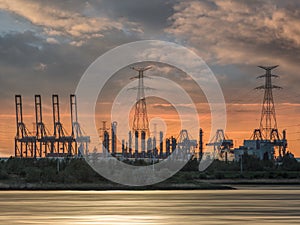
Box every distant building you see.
[234,140,274,161]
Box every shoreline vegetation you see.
[0,154,300,190]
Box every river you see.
[0,188,300,224]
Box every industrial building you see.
[234,140,274,160]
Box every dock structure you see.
[14,94,90,158]
[15,95,37,158]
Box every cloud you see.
[166,0,300,64]
[0,29,139,102]
[90,0,175,33]
[46,37,59,44]
[0,0,143,44]
[152,103,195,112]
[166,0,300,104]
[34,62,47,71]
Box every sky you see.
[0,0,300,157]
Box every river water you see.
[0,188,300,224]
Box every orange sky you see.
[0,75,299,157]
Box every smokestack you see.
[166,138,170,156]
[128,131,132,156]
[153,136,157,157]
[141,131,146,157]
[199,128,203,160]
[171,136,177,153]
[111,121,117,155]
[135,131,139,158]
[159,131,163,158]
[122,139,125,157]
[147,137,152,156]
[283,129,287,155]
[103,130,110,154]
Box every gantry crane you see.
[52,94,74,156]
[176,129,197,160]
[35,95,55,157]
[206,129,233,161]
[70,94,90,156]
[15,95,37,158]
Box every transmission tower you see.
[131,66,151,136]
[255,65,281,140]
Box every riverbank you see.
[204,178,300,185]
[0,180,234,190]
[2,179,300,191]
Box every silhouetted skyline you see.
[0,0,299,156]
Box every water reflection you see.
[0,189,300,224]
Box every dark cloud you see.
[20,0,175,29]
[0,29,139,100]
[94,0,175,32]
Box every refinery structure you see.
[14,65,289,162]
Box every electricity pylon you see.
[131,66,151,136]
[255,65,281,140]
